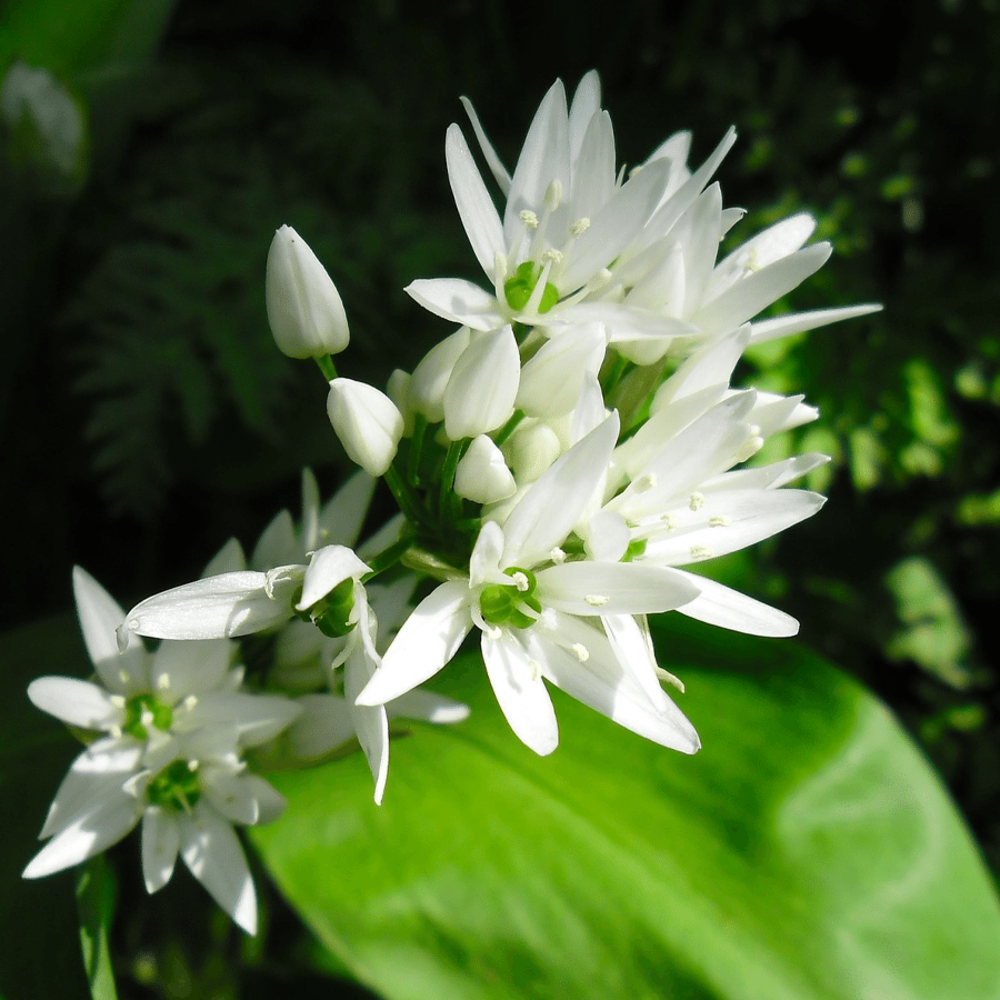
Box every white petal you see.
[536,562,699,615]
[749,303,883,344]
[150,638,233,700]
[602,613,671,708]
[386,688,471,724]
[482,630,558,756]
[536,613,699,753]
[676,574,799,637]
[317,471,377,548]
[405,278,503,331]
[409,327,472,422]
[28,677,122,731]
[203,538,247,577]
[183,692,301,748]
[286,694,355,758]
[121,572,292,642]
[459,95,511,194]
[37,737,143,840]
[501,412,619,567]
[569,110,615,221]
[568,70,602,161]
[297,545,371,610]
[344,615,390,804]
[446,123,505,279]
[141,806,179,892]
[357,581,473,706]
[586,509,630,562]
[179,805,257,935]
[695,243,832,332]
[251,509,298,570]
[516,322,606,418]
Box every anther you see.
[735,436,764,463]
[569,218,591,237]
[660,513,677,530]
[572,642,590,663]
[635,473,657,493]
[527,658,541,681]
[708,515,731,528]
[549,546,567,565]
[520,209,539,229]
[584,594,610,607]
[689,492,705,511]
[544,179,562,211]
[689,545,714,560]
[510,571,529,592]
[157,674,171,691]
[542,248,564,264]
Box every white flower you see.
[408,71,880,363]
[357,413,701,756]
[266,224,350,359]
[24,568,299,934]
[327,377,404,476]
[454,434,516,504]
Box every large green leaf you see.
[253,617,1000,1000]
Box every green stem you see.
[408,413,429,486]
[600,353,629,398]
[314,355,338,381]
[384,464,430,531]
[494,409,525,447]
[363,533,416,579]
[439,438,470,526]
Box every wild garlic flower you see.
[358,414,701,756]
[24,567,299,934]
[406,71,880,364]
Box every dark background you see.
[2,0,999,995]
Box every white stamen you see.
[520,209,539,229]
[689,545,714,560]
[628,164,644,178]
[110,695,126,709]
[660,513,677,530]
[549,546,567,565]
[689,492,705,511]
[510,571,529,592]
[571,642,590,663]
[544,179,562,211]
[654,665,686,692]
[634,473,657,493]
[527,658,541,681]
[484,623,502,641]
[542,248,564,264]
[118,670,131,686]
[181,695,198,711]
[708,515,731,528]
[584,594,610,607]
[569,218,591,237]
[157,673,171,692]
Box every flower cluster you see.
[28,72,878,932]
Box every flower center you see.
[123,694,173,740]
[479,566,542,629]
[503,261,559,314]
[146,759,200,812]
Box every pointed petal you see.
[344,614,390,804]
[536,613,699,753]
[387,688,471,724]
[749,303,883,344]
[179,806,257,935]
[203,538,247,577]
[297,545,371,610]
[536,562,699,615]
[482,630,558,756]
[141,806,179,892]
[286,694,355,758]
[317,471,377,548]
[602,613,672,708]
[357,581,473,706]
[446,123,505,279]
[121,572,293,642]
[150,637,233,701]
[405,278,504,331]
[184,692,301,748]
[676,573,799,636]
[695,243,832,332]
[251,509,299,570]
[28,677,122,731]
[568,70,602,161]
[501,412,619,567]
[460,95,511,194]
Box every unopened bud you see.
[327,378,403,476]
[266,225,349,359]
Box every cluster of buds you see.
[28,72,878,931]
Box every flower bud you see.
[266,225,349,359]
[327,378,403,476]
[443,326,520,440]
[454,435,516,504]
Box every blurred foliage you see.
[3,0,1000,993]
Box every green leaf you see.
[253,618,1000,1000]
[75,857,119,1000]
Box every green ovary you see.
[123,694,173,740]
[479,567,542,629]
[147,759,201,811]
[300,577,356,638]
[504,261,559,313]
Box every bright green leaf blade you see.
[75,856,119,1000]
[253,618,1000,1000]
